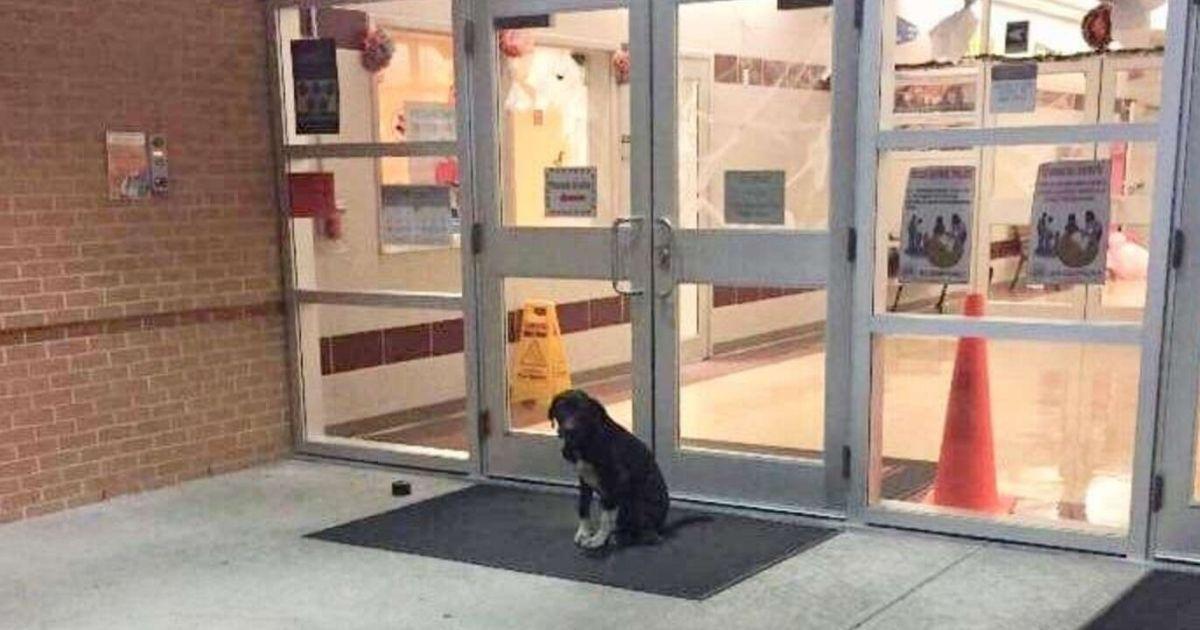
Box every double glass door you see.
[469,0,856,511]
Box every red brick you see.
[0,459,38,479]
[1,490,39,512]
[17,439,59,459]
[25,501,67,519]
[0,1,288,524]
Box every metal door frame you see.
[1152,0,1200,563]
[648,0,859,512]
[466,0,656,483]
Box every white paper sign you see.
[380,185,454,250]
[990,63,1037,114]
[545,167,597,217]
[1027,160,1111,285]
[899,166,976,284]
[405,102,456,142]
[725,171,786,225]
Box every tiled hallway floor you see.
[0,460,1145,630]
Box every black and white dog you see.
[548,389,675,550]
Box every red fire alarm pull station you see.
[288,173,342,239]
[288,173,335,218]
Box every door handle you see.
[611,216,645,296]
[654,217,675,298]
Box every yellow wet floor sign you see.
[510,300,571,409]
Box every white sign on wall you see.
[380,185,454,250]
[899,165,976,284]
[1027,160,1111,285]
[544,167,597,217]
[725,170,786,225]
[405,102,456,142]
[990,63,1038,114]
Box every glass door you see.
[469,0,654,483]
[649,0,857,511]
[1154,4,1200,561]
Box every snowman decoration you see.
[502,33,589,166]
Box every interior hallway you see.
[337,325,1138,533]
[0,459,1145,630]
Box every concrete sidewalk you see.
[0,460,1144,630]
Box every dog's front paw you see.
[580,509,616,549]
[573,520,594,545]
[579,529,611,549]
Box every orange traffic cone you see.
[927,293,1015,514]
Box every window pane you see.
[497,9,630,228]
[677,285,825,460]
[287,158,462,290]
[301,303,467,456]
[678,0,833,230]
[1109,64,1163,124]
[502,279,632,435]
[275,1,456,145]
[876,144,1155,323]
[880,0,1168,130]
[873,335,1139,534]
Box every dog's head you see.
[548,389,604,463]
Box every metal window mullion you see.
[870,313,1143,345]
[878,122,1159,151]
[487,0,627,19]
[295,289,464,311]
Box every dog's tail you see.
[659,514,713,538]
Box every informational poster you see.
[291,39,340,135]
[1027,160,1112,285]
[544,167,597,217]
[380,185,454,250]
[990,63,1038,114]
[893,75,977,115]
[899,166,976,284]
[725,170,785,225]
[105,131,150,201]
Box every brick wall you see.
[0,1,290,523]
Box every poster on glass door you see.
[899,165,975,284]
[1026,160,1111,285]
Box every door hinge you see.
[478,409,491,440]
[462,18,475,56]
[1171,229,1185,270]
[470,222,484,255]
[1151,474,1165,513]
[847,227,858,262]
[841,445,851,480]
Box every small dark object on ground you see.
[391,480,412,497]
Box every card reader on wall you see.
[149,135,169,197]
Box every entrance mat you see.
[1085,571,1200,629]
[307,484,837,600]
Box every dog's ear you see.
[547,389,568,424]
[581,391,606,420]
